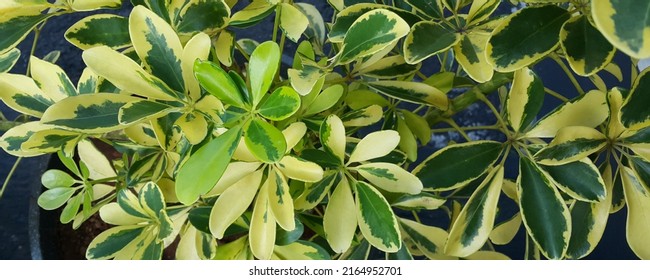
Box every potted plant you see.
[1,0,649,260]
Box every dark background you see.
[0,1,638,259]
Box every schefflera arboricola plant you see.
[3,0,650,261]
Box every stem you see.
[27,21,47,76]
[87,176,119,185]
[0,121,23,132]
[544,87,570,102]
[550,54,585,95]
[478,93,509,132]
[430,125,500,133]
[234,42,250,61]
[445,119,471,141]
[0,157,23,200]
[272,5,281,43]
[425,72,513,126]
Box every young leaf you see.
[194,60,246,108]
[215,30,235,67]
[249,41,280,107]
[489,212,522,245]
[445,166,504,257]
[258,86,301,121]
[182,32,212,101]
[414,141,503,191]
[505,67,545,132]
[487,5,570,72]
[467,0,500,25]
[355,181,401,253]
[337,9,409,65]
[65,14,130,50]
[38,188,77,210]
[176,127,242,205]
[518,157,571,260]
[404,21,460,64]
[244,118,287,163]
[560,15,616,76]
[592,0,650,59]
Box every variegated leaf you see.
[355,181,401,252]
[368,80,448,109]
[249,180,276,260]
[560,15,616,76]
[505,67,545,132]
[535,126,607,165]
[404,21,460,64]
[354,162,422,194]
[210,170,262,239]
[592,0,650,59]
[65,14,130,50]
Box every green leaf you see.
[303,84,343,116]
[518,157,571,260]
[566,164,613,259]
[65,14,130,50]
[174,0,230,35]
[414,141,502,191]
[467,0,500,25]
[367,80,448,109]
[526,90,608,138]
[41,169,76,189]
[621,68,650,130]
[274,240,330,260]
[0,48,20,73]
[355,181,401,252]
[0,12,50,54]
[188,206,212,234]
[404,0,443,20]
[60,193,82,224]
[82,46,180,101]
[86,225,146,260]
[276,217,304,246]
[337,9,410,65]
[401,110,431,144]
[404,21,460,64]
[454,32,494,83]
[329,4,421,43]
[592,0,650,59]
[41,93,140,133]
[620,166,650,259]
[295,171,340,210]
[445,167,503,257]
[176,126,242,205]
[118,99,175,125]
[487,5,570,72]
[249,41,280,107]
[244,118,286,163]
[38,188,77,210]
[399,218,449,259]
[542,159,607,203]
[130,5,185,93]
[194,60,246,108]
[324,178,357,253]
[258,87,301,121]
[392,193,446,210]
[560,15,616,77]
[534,126,607,165]
[505,67,545,132]
[345,89,390,110]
